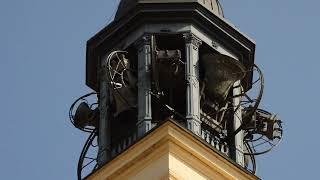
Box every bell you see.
[113,86,137,117]
[201,53,246,102]
[74,102,94,128]
[111,67,137,117]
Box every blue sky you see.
[0,0,319,179]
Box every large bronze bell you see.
[201,53,246,102]
[113,87,137,117]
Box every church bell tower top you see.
[69,0,283,179]
[115,0,224,20]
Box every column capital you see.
[134,34,152,49]
[183,33,202,47]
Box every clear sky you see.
[0,0,319,179]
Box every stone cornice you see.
[87,120,259,180]
[86,3,255,92]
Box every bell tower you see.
[69,1,284,179]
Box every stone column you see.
[183,33,202,136]
[135,35,153,137]
[233,80,245,166]
[98,57,111,166]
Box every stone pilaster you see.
[232,80,245,167]
[183,33,202,136]
[135,35,153,137]
[98,57,111,166]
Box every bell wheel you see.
[77,129,99,180]
[106,51,129,89]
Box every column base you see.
[186,117,201,136]
[137,119,152,137]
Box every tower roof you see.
[86,1,255,92]
[115,0,224,20]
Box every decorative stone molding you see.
[183,33,202,49]
[87,120,258,180]
[134,34,152,49]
